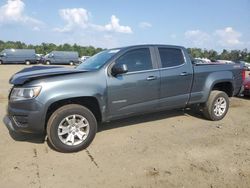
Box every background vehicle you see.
[245,63,250,71]
[74,56,90,66]
[243,75,250,96]
[4,45,243,152]
[0,49,37,65]
[216,60,234,64]
[35,54,44,64]
[241,61,250,71]
[42,51,79,65]
[193,58,211,64]
[80,56,90,61]
[234,61,250,71]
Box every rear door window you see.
[158,48,185,68]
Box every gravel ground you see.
[0,65,250,188]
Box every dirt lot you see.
[0,65,250,188]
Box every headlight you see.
[10,86,42,101]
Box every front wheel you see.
[47,104,97,152]
[202,90,229,121]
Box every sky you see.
[0,0,250,51]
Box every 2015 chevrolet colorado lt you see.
[4,45,243,152]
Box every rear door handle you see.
[180,72,188,76]
[146,76,157,81]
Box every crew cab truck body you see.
[4,45,243,152]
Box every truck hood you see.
[10,66,87,85]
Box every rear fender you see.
[202,71,233,102]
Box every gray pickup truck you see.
[4,45,243,152]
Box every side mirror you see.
[112,64,128,76]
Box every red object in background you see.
[242,70,246,81]
[243,77,250,96]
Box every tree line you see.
[0,40,103,57]
[187,48,250,62]
[0,40,249,62]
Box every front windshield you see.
[0,50,5,57]
[77,49,120,70]
[44,53,53,58]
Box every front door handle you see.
[146,76,157,81]
[180,72,188,76]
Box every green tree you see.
[0,40,249,63]
[219,49,230,60]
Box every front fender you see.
[28,72,107,124]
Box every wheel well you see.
[45,97,102,128]
[212,82,233,97]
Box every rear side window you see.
[116,48,152,72]
[158,48,184,68]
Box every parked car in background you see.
[193,58,211,64]
[35,54,44,64]
[241,61,250,71]
[216,60,234,64]
[81,56,90,61]
[194,58,211,64]
[42,51,79,65]
[4,44,244,152]
[243,76,250,96]
[74,56,91,65]
[0,49,37,65]
[234,61,250,71]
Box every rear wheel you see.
[47,104,97,152]
[202,90,229,121]
[46,61,50,65]
[69,61,74,66]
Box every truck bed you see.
[188,63,243,104]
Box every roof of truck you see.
[112,44,185,50]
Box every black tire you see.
[45,61,50,65]
[202,90,229,121]
[69,61,74,66]
[25,60,31,65]
[0,60,2,65]
[46,104,97,152]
